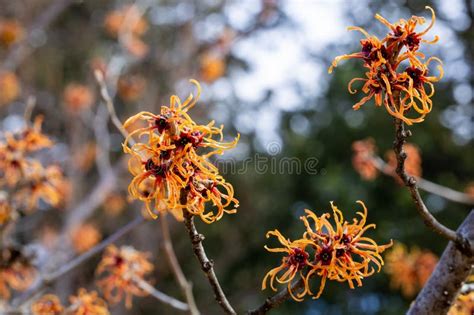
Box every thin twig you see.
[182,210,236,315]
[37,159,124,292]
[133,276,190,312]
[14,216,145,307]
[416,178,474,205]
[371,156,474,205]
[94,70,131,144]
[161,214,200,315]
[247,278,305,315]
[23,96,36,123]
[393,118,460,244]
[47,216,145,282]
[92,106,113,176]
[63,161,122,231]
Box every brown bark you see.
[407,211,474,315]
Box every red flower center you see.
[288,248,309,269]
[145,158,167,177]
[155,116,170,133]
[404,32,421,50]
[317,246,333,265]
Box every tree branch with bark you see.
[182,210,236,315]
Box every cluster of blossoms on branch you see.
[32,289,109,315]
[0,116,68,226]
[0,18,24,48]
[104,4,150,59]
[96,245,153,308]
[262,201,392,301]
[0,247,35,300]
[352,137,422,183]
[123,80,239,223]
[71,223,102,254]
[329,6,443,125]
[0,19,23,107]
[0,116,70,304]
[31,245,153,314]
[384,243,438,297]
[0,72,21,107]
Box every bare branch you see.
[416,178,474,206]
[23,96,36,123]
[47,216,145,282]
[14,216,145,307]
[393,118,459,243]
[371,157,474,205]
[247,278,305,315]
[63,162,122,232]
[161,214,200,315]
[408,210,474,315]
[90,106,113,177]
[94,70,132,144]
[133,276,190,312]
[182,210,236,315]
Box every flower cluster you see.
[0,72,20,106]
[385,243,438,297]
[104,5,149,59]
[351,138,422,185]
[0,116,68,219]
[262,201,392,301]
[199,52,226,83]
[466,183,474,199]
[385,143,422,183]
[448,291,474,315]
[352,138,379,180]
[198,27,236,83]
[123,80,239,223]
[67,289,109,315]
[0,193,14,225]
[102,192,126,217]
[329,6,443,125]
[32,290,110,315]
[117,74,147,102]
[96,245,153,308]
[71,223,102,254]
[31,294,64,315]
[0,19,24,48]
[63,83,95,113]
[0,247,36,300]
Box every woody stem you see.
[392,118,461,244]
[161,214,200,315]
[247,278,305,315]
[182,210,236,315]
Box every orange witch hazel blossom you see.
[31,294,64,315]
[328,6,443,125]
[449,291,474,315]
[123,79,239,223]
[352,138,378,181]
[262,230,316,301]
[67,289,110,315]
[96,245,153,308]
[0,247,36,300]
[262,201,392,301]
[385,243,438,297]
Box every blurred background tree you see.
[0,0,472,314]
